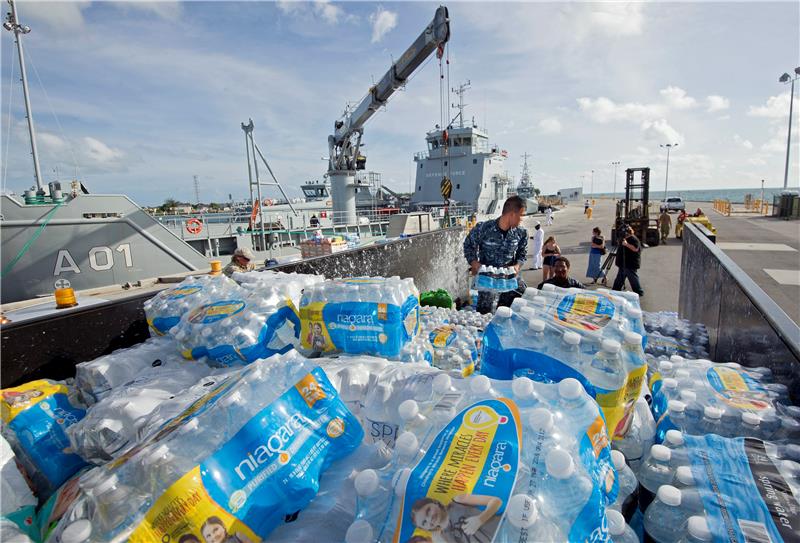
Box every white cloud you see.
[120,2,183,21]
[660,86,697,110]
[276,1,304,15]
[19,1,90,31]
[748,92,797,119]
[537,117,562,134]
[38,132,68,153]
[576,97,663,123]
[82,137,124,164]
[733,134,753,149]
[706,95,730,112]
[641,119,685,145]
[370,7,398,43]
[747,157,767,166]
[590,3,645,36]
[314,1,343,25]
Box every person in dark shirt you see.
[612,225,644,296]
[537,256,585,289]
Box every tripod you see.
[594,248,617,285]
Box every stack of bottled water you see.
[481,284,647,440]
[650,358,799,442]
[74,336,184,405]
[473,265,519,292]
[169,277,301,367]
[44,351,365,542]
[0,435,37,541]
[640,433,800,543]
[642,311,710,359]
[231,269,324,309]
[0,380,88,500]
[343,375,619,543]
[67,362,223,463]
[143,274,238,336]
[298,277,420,358]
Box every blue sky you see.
[2,1,798,206]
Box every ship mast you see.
[520,152,532,187]
[4,0,43,193]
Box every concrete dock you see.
[518,199,799,324]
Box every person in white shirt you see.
[531,222,544,269]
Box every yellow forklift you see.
[611,167,660,246]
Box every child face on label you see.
[413,501,447,532]
[201,523,227,543]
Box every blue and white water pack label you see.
[130,367,363,542]
[393,399,521,543]
[686,434,800,543]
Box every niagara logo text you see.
[234,413,305,481]
[482,442,509,488]
[337,314,374,325]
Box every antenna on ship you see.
[520,153,532,187]
[450,80,471,129]
[4,0,43,195]
[193,175,200,204]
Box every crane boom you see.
[328,5,450,173]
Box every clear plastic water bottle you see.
[560,331,584,371]
[498,493,564,542]
[606,509,639,543]
[557,378,598,431]
[643,485,688,543]
[700,406,722,435]
[541,449,593,535]
[583,339,625,391]
[610,450,639,522]
[637,444,675,511]
[677,515,713,542]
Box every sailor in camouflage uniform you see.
[463,196,528,310]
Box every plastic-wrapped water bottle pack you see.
[169,277,301,367]
[43,351,364,542]
[642,311,710,359]
[638,433,800,543]
[299,277,420,358]
[230,269,324,309]
[0,380,88,500]
[143,274,236,336]
[0,434,37,541]
[481,284,647,440]
[473,265,519,292]
[66,362,226,463]
[649,358,799,443]
[341,373,620,543]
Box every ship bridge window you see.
[420,163,423,169]
[473,158,477,164]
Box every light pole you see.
[660,143,678,202]
[590,169,594,199]
[611,161,620,201]
[779,67,800,190]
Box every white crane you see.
[327,5,450,224]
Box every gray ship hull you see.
[1,194,210,303]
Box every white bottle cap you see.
[610,450,626,471]
[392,467,412,497]
[93,473,119,495]
[704,406,722,419]
[545,449,575,479]
[670,355,685,363]
[558,378,583,400]
[659,361,674,373]
[532,295,548,306]
[627,307,642,319]
[665,430,685,447]
[742,412,761,426]
[528,318,546,333]
[495,306,512,319]
[680,390,697,402]
[667,400,686,413]
[675,369,691,380]
[506,494,538,529]
[345,520,374,543]
[520,307,537,321]
[662,378,678,390]
[563,331,581,346]
[606,509,626,536]
[650,444,672,462]
[60,519,93,543]
[512,377,535,399]
[354,469,380,496]
[432,373,452,394]
[676,466,694,486]
[657,485,682,507]
[541,283,556,292]
[395,431,419,458]
[623,331,642,346]
[398,399,420,421]
[601,339,621,354]
[511,298,528,311]
[470,375,491,394]
[687,516,712,541]
[529,408,554,433]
